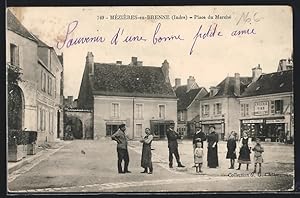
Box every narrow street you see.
[8,140,294,192]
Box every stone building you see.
[174,77,208,138]
[77,53,177,139]
[199,69,254,140]
[6,10,64,144]
[239,66,293,142]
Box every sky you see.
[8,6,293,98]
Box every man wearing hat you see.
[193,126,206,151]
[111,124,131,174]
[166,123,185,168]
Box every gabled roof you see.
[7,9,37,42]
[175,85,205,110]
[31,33,50,47]
[202,76,252,99]
[241,70,293,97]
[92,63,176,98]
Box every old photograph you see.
[6,6,294,192]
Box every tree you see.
[7,63,23,130]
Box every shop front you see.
[150,120,175,139]
[240,117,286,142]
[200,119,225,140]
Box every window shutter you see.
[241,104,244,116]
[16,46,20,66]
[270,101,275,114]
[213,104,216,115]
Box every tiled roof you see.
[175,85,204,110]
[92,63,176,98]
[203,76,252,98]
[7,9,37,42]
[241,70,293,97]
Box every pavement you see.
[7,139,294,192]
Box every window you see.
[111,103,120,118]
[106,125,119,136]
[136,124,142,137]
[241,104,249,117]
[275,100,283,114]
[178,111,184,121]
[213,103,222,115]
[158,105,165,119]
[49,77,52,95]
[43,73,46,92]
[135,104,143,119]
[10,44,19,66]
[201,104,209,117]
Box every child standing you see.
[252,138,264,176]
[194,142,204,173]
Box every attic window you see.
[280,83,284,87]
[256,86,260,91]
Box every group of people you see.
[226,131,264,175]
[111,123,264,176]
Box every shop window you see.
[106,124,119,136]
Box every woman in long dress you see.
[236,131,252,170]
[140,128,153,174]
[207,126,219,168]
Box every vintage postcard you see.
[6,6,294,193]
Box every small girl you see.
[252,138,264,176]
[194,142,204,173]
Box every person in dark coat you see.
[207,126,219,168]
[226,131,237,169]
[166,123,185,168]
[111,124,131,174]
[236,131,252,170]
[192,127,206,151]
[140,128,154,174]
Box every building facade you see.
[199,72,253,140]
[239,69,293,142]
[78,53,177,139]
[7,10,64,144]
[174,77,208,138]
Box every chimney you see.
[234,73,240,96]
[137,61,143,66]
[175,78,181,88]
[67,96,73,106]
[187,76,196,91]
[86,52,94,75]
[116,61,122,65]
[223,77,230,95]
[252,64,262,82]
[131,57,138,66]
[161,60,170,83]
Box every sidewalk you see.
[8,140,70,174]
